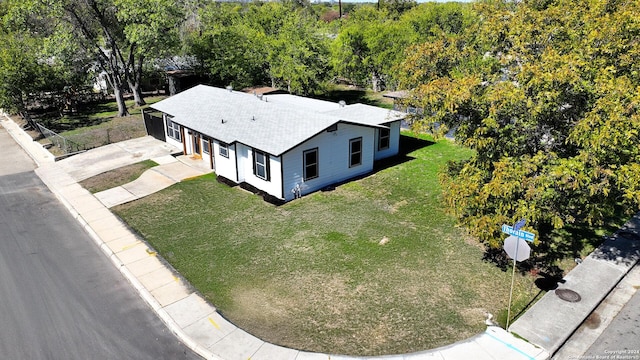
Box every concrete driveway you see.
[57,136,181,181]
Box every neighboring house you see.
[146,85,406,203]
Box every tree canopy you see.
[400,0,640,262]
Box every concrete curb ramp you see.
[510,214,640,356]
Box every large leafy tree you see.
[400,0,640,261]
[331,2,475,92]
[4,0,183,116]
[114,0,184,106]
[0,6,88,121]
[267,10,329,94]
[189,1,329,95]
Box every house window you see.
[303,148,318,180]
[378,128,390,150]
[166,117,181,141]
[253,149,270,181]
[202,137,210,154]
[349,137,362,167]
[219,142,229,158]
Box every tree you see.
[114,0,184,106]
[330,6,391,91]
[267,10,330,94]
[0,31,46,116]
[188,1,329,94]
[0,9,88,122]
[331,2,475,92]
[5,0,184,116]
[400,0,640,262]
[187,3,269,89]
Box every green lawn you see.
[113,133,539,356]
[79,160,158,193]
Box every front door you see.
[193,134,201,155]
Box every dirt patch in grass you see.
[80,160,158,193]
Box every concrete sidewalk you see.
[2,114,550,360]
[510,215,640,356]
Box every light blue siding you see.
[237,143,284,199]
[282,123,375,201]
[374,120,401,160]
[213,141,237,182]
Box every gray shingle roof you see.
[322,103,405,126]
[150,85,405,156]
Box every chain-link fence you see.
[35,122,85,154]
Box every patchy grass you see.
[114,132,539,356]
[34,96,167,153]
[79,160,158,193]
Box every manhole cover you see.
[556,289,581,302]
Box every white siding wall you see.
[163,115,183,150]
[281,123,375,201]
[213,140,238,182]
[237,143,283,199]
[374,120,401,160]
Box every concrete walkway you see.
[56,136,180,181]
[510,217,640,356]
[1,113,569,360]
[94,155,212,208]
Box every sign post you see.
[502,221,534,331]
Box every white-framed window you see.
[202,137,210,154]
[166,117,181,141]
[303,148,318,181]
[349,137,362,167]
[253,149,270,181]
[378,128,390,150]
[219,142,229,158]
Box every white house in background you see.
[147,85,406,203]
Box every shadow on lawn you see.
[373,134,435,173]
[312,135,433,199]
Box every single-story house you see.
[146,85,406,202]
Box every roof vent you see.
[226,85,233,92]
[339,100,346,107]
[257,94,263,101]
[221,119,226,124]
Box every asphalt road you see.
[0,128,201,359]
[584,288,640,358]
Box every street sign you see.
[513,219,526,231]
[503,235,531,262]
[501,224,535,242]
[503,234,532,331]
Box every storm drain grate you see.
[556,288,582,302]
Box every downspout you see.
[280,155,285,201]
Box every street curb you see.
[32,166,221,360]
[1,113,55,166]
[0,113,219,359]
